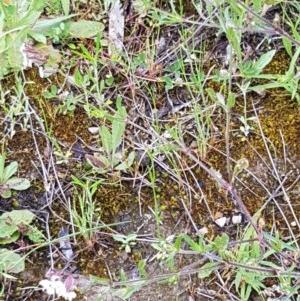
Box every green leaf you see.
[0,154,5,181]
[115,151,135,171]
[138,259,147,277]
[6,178,30,190]
[113,234,126,243]
[3,161,18,181]
[100,125,112,155]
[198,262,219,279]
[0,248,25,274]
[27,226,45,243]
[182,234,203,252]
[112,286,137,299]
[32,14,77,34]
[252,49,275,72]
[235,270,242,290]
[213,234,229,251]
[5,31,25,73]
[116,96,127,119]
[1,210,35,225]
[61,0,70,15]
[67,20,105,39]
[0,231,20,244]
[112,118,125,154]
[282,37,292,57]
[227,92,236,109]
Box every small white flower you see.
[65,291,77,301]
[39,279,56,295]
[39,274,77,301]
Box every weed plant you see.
[1,0,300,300]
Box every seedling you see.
[85,96,135,173]
[113,233,137,253]
[0,154,30,198]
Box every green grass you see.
[1,0,300,300]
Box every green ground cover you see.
[1,0,300,300]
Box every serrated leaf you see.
[68,20,105,39]
[214,234,229,250]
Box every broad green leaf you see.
[1,210,35,225]
[100,125,112,155]
[1,272,18,280]
[0,231,20,244]
[0,188,11,198]
[6,31,25,71]
[6,178,30,190]
[112,119,125,153]
[206,88,218,104]
[3,161,18,181]
[32,14,77,34]
[28,31,46,44]
[16,10,42,28]
[61,0,70,16]
[112,234,126,243]
[67,20,105,39]
[0,217,18,238]
[0,248,25,274]
[252,49,275,72]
